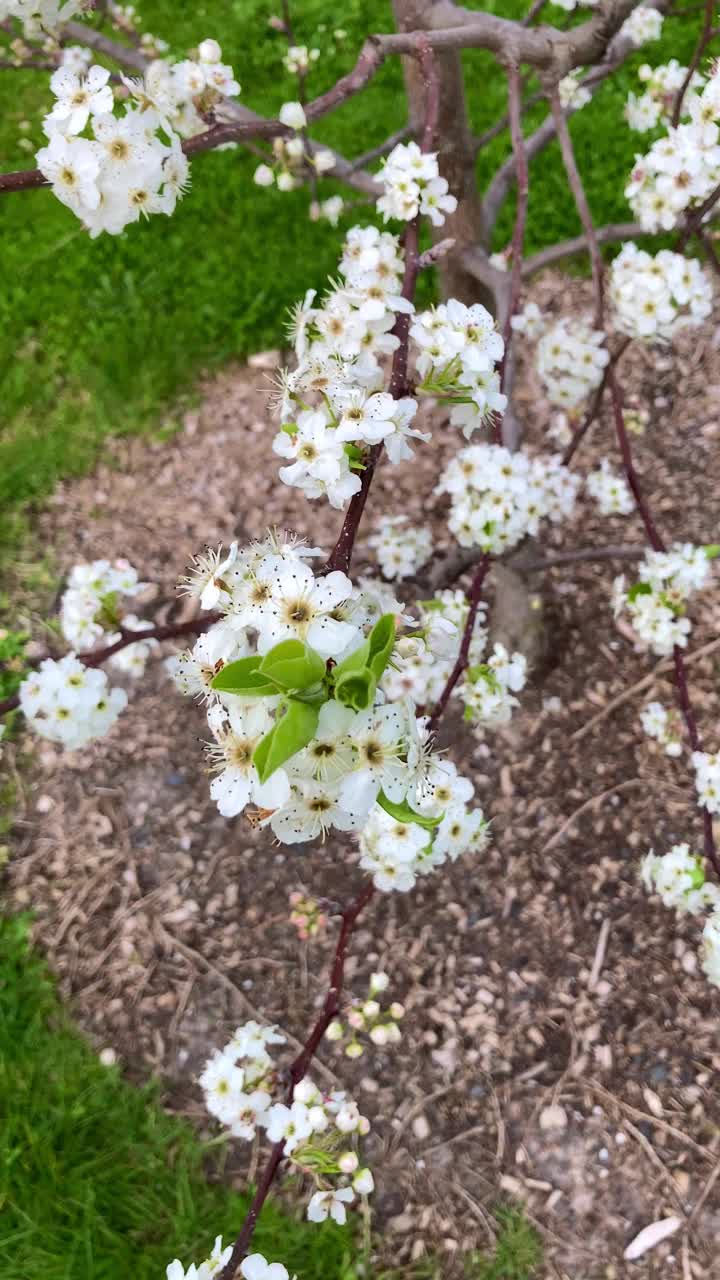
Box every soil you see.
[5,274,720,1279]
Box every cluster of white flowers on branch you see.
[642,844,720,986]
[625,60,704,134]
[609,243,713,340]
[625,60,720,233]
[612,542,717,656]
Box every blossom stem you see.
[218,879,375,1280]
[428,553,491,732]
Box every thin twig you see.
[428,554,491,731]
[672,0,715,126]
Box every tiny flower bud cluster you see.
[254,103,336,192]
[558,71,592,112]
[612,543,715,656]
[609,244,713,340]
[19,653,127,749]
[586,458,634,516]
[377,141,457,226]
[410,299,506,437]
[327,971,405,1057]
[289,891,327,939]
[437,443,580,553]
[640,701,683,757]
[283,44,320,75]
[625,61,704,133]
[368,515,433,580]
[620,6,664,46]
[359,758,488,892]
[624,63,720,233]
[692,751,720,814]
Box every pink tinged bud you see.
[347,1009,364,1030]
[389,1002,405,1019]
[369,1025,388,1046]
[362,1000,380,1019]
[339,1151,359,1174]
[358,1116,371,1136]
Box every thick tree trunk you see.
[391,0,492,308]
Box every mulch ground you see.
[5,275,720,1278]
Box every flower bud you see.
[294,1078,320,1105]
[314,149,335,174]
[198,38,222,63]
[362,999,380,1019]
[338,1151,359,1174]
[345,1041,364,1059]
[254,164,275,188]
[279,100,307,131]
[276,170,298,192]
[358,1115,371,1136]
[389,1001,405,1019]
[325,1020,344,1042]
[369,1024,388,1046]
[369,971,389,994]
[353,1168,374,1195]
[347,1009,364,1030]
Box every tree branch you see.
[428,553,491,731]
[671,0,714,125]
[522,222,644,277]
[217,879,375,1280]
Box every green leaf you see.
[332,638,371,682]
[343,443,367,470]
[466,662,500,691]
[627,581,653,603]
[367,613,396,679]
[211,657,279,696]
[377,791,442,830]
[259,639,326,691]
[334,667,377,711]
[704,544,720,560]
[253,699,320,783]
[281,422,298,435]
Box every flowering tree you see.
[1,0,720,1274]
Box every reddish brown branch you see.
[218,879,375,1280]
[498,61,529,435]
[428,553,491,731]
[562,336,631,465]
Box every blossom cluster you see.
[0,0,82,37]
[200,1020,374,1224]
[368,515,433,580]
[410,299,507,437]
[271,225,429,508]
[511,304,609,410]
[377,140,457,226]
[586,458,634,516]
[382,588,488,707]
[558,71,592,113]
[620,6,664,46]
[36,40,239,235]
[609,244,713,341]
[359,757,489,892]
[460,643,527,728]
[19,653,127,750]
[641,844,720,988]
[624,61,720,233]
[288,891,327,939]
[60,558,144,651]
[173,533,486,885]
[612,542,715,656]
[640,701,683,757]
[326,970,405,1057]
[625,60,704,133]
[437,442,579,553]
[692,751,720,815]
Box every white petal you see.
[623,1217,683,1261]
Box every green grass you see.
[0,2,707,549]
[0,914,357,1280]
